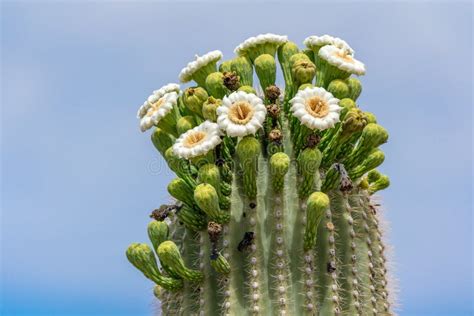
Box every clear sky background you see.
[1,1,472,315]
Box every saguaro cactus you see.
[129,33,394,316]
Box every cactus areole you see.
[129,33,394,316]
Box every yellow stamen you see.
[146,97,166,117]
[228,101,254,124]
[305,96,329,118]
[183,131,207,148]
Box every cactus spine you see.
[129,33,395,315]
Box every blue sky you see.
[1,1,472,315]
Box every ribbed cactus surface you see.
[128,33,394,316]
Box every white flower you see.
[234,33,288,55]
[304,35,354,55]
[290,87,341,130]
[178,50,223,83]
[172,121,222,159]
[216,91,267,137]
[137,83,180,119]
[318,45,366,76]
[139,91,178,132]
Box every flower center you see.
[228,101,254,124]
[183,131,207,148]
[146,97,166,117]
[334,51,354,63]
[306,96,329,118]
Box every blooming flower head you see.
[172,121,222,159]
[304,35,354,55]
[234,33,288,62]
[137,83,180,119]
[318,45,365,76]
[179,50,223,85]
[290,87,341,130]
[217,91,267,137]
[138,91,179,132]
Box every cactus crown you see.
[129,33,394,316]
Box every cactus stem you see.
[182,229,201,314]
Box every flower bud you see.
[367,169,382,183]
[210,253,231,275]
[168,177,195,207]
[231,56,253,86]
[254,54,276,91]
[298,83,314,91]
[364,112,377,124]
[346,77,362,101]
[238,85,257,94]
[236,136,261,198]
[176,205,207,231]
[349,149,385,179]
[291,58,316,85]
[341,108,368,138]
[176,116,196,136]
[297,147,322,197]
[346,124,388,169]
[270,152,290,192]
[147,221,169,252]
[202,97,222,122]
[304,192,329,250]
[157,241,203,282]
[327,79,350,99]
[151,128,175,157]
[198,163,221,195]
[219,60,233,73]
[338,98,357,120]
[206,72,228,99]
[369,174,390,194]
[183,87,208,117]
[126,243,183,290]
[278,41,299,88]
[194,183,229,223]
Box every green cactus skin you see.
[129,34,395,316]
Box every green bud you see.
[126,243,183,291]
[236,136,261,198]
[304,192,329,251]
[254,54,276,91]
[364,112,377,124]
[147,221,169,252]
[164,148,195,187]
[238,85,257,94]
[298,83,314,91]
[202,97,221,122]
[278,41,299,90]
[231,56,253,86]
[270,152,290,192]
[205,72,228,99]
[176,116,196,136]
[345,123,388,169]
[346,77,363,101]
[369,174,390,194]
[194,183,229,223]
[157,241,203,282]
[198,163,221,197]
[291,58,316,85]
[327,79,350,99]
[183,87,208,117]
[210,253,231,274]
[341,108,368,137]
[219,60,232,73]
[168,177,195,207]
[338,98,357,120]
[176,205,207,231]
[367,169,382,183]
[349,149,385,179]
[151,128,175,157]
[297,148,322,197]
